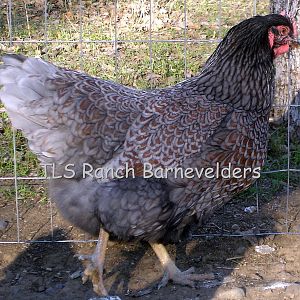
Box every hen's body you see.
[0,13,296,295]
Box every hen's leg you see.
[76,228,109,295]
[150,243,214,288]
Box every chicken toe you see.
[158,266,214,289]
[150,243,214,289]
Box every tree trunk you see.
[270,0,300,135]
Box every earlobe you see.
[268,30,275,48]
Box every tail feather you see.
[0,53,142,167]
[1,54,26,66]
[22,57,57,75]
[0,67,22,84]
[3,83,41,101]
[0,54,67,163]
[18,77,54,97]
[0,55,57,132]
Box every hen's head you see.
[267,14,298,57]
[222,14,298,60]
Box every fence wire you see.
[0,0,299,245]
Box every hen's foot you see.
[76,253,107,295]
[158,266,214,289]
[150,243,214,289]
[76,229,109,296]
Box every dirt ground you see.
[1,187,300,300]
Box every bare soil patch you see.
[1,188,300,299]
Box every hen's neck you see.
[180,42,275,113]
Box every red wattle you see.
[274,44,289,57]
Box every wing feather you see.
[103,95,231,175]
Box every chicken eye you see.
[279,26,289,36]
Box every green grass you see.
[0,111,43,178]
[0,0,298,205]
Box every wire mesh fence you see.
[0,0,299,246]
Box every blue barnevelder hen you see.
[0,14,298,296]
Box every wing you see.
[0,54,147,168]
[103,93,232,175]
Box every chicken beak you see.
[289,38,300,48]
